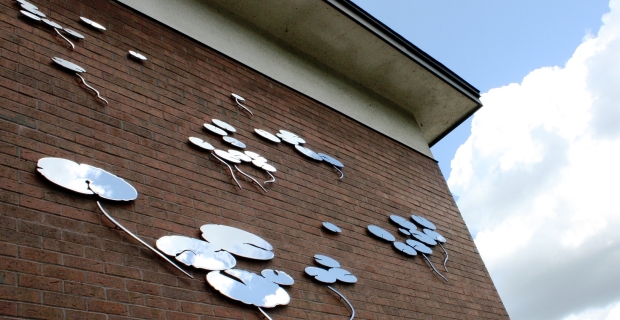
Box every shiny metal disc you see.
[228,149,252,162]
[393,242,417,256]
[212,119,236,132]
[20,4,45,17]
[314,254,340,268]
[405,239,432,255]
[17,0,37,9]
[329,268,357,283]
[188,137,214,151]
[411,215,436,230]
[423,229,446,243]
[222,136,246,149]
[367,225,395,242]
[295,145,322,161]
[318,153,344,168]
[410,230,437,246]
[51,57,86,73]
[254,129,281,143]
[200,224,274,260]
[322,222,341,233]
[156,235,236,270]
[261,269,294,286]
[128,50,147,61]
[231,93,245,101]
[80,17,106,31]
[277,130,305,145]
[37,157,138,201]
[244,151,261,159]
[251,158,268,168]
[398,228,411,236]
[20,9,41,21]
[41,19,62,29]
[390,215,417,232]
[213,149,241,164]
[207,269,291,307]
[204,123,227,136]
[260,163,277,172]
[63,28,85,39]
[305,266,337,283]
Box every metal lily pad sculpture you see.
[368,216,448,282]
[80,16,106,31]
[52,57,108,104]
[128,50,147,61]
[305,254,356,319]
[245,151,277,185]
[275,129,346,180]
[36,157,192,279]
[414,216,449,272]
[231,93,253,116]
[156,235,236,270]
[254,129,281,143]
[322,222,341,233]
[19,3,83,50]
[207,269,293,319]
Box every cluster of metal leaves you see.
[36,157,138,201]
[204,119,246,149]
[305,254,357,284]
[207,269,293,308]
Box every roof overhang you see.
[204,0,482,146]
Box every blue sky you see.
[351,0,609,179]
[352,1,620,320]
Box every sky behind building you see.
[352,1,618,319]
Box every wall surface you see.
[0,0,508,319]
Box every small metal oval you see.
[63,28,85,39]
[212,119,236,132]
[80,16,106,31]
[254,129,281,143]
[314,254,340,268]
[405,239,433,255]
[394,242,417,256]
[204,123,228,136]
[277,130,305,144]
[128,50,147,61]
[367,225,396,242]
[398,228,411,236]
[20,4,46,17]
[222,136,246,149]
[411,214,437,230]
[390,215,418,232]
[329,268,357,283]
[410,230,438,246]
[322,222,341,233]
[20,9,41,21]
[213,149,241,164]
[244,151,261,159]
[231,93,245,101]
[260,163,277,173]
[318,153,344,168]
[17,0,37,9]
[41,18,62,29]
[52,57,86,73]
[295,145,322,161]
[423,229,446,243]
[188,137,215,151]
[228,150,252,162]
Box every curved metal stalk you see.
[234,96,253,116]
[257,307,273,320]
[327,286,355,320]
[421,254,448,282]
[211,152,242,189]
[438,242,449,272]
[96,201,194,279]
[264,172,276,184]
[333,166,344,180]
[235,165,266,192]
[54,28,75,50]
[75,73,108,105]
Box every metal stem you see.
[438,242,449,272]
[75,73,108,105]
[235,165,266,193]
[211,152,242,189]
[264,171,276,184]
[327,286,355,320]
[234,97,253,116]
[96,201,194,279]
[54,28,75,50]
[334,166,344,180]
[421,254,448,282]
[257,307,273,320]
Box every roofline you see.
[324,0,483,105]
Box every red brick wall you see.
[0,0,509,319]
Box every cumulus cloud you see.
[448,0,620,319]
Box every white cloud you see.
[448,0,620,319]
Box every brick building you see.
[0,0,509,319]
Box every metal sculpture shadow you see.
[36,157,192,278]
